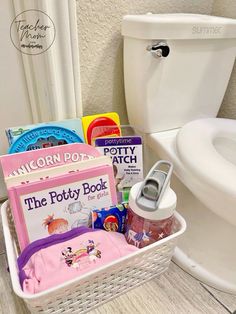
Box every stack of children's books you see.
[1,113,145,253]
[0,143,117,250]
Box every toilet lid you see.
[176,118,236,194]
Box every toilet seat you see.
[176,118,236,225]
[146,123,236,293]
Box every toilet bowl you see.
[146,118,236,294]
[122,13,236,293]
[177,118,236,226]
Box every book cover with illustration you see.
[5,155,112,188]
[8,165,117,251]
[95,136,143,189]
[0,143,101,178]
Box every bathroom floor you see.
[0,216,236,314]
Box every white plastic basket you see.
[1,200,186,314]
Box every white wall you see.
[0,0,82,199]
[77,0,214,123]
[0,1,33,155]
[212,0,236,119]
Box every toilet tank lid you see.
[122,13,236,39]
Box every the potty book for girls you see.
[8,165,117,251]
[0,143,117,251]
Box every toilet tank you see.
[122,14,236,133]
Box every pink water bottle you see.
[125,160,176,248]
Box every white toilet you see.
[122,14,236,293]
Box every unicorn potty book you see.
[0,143,117,251]
[0,143,101,178]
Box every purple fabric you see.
[19,229,139,293]
[19,269,28,289]
[17,227,97,270]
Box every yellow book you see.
[82,112,121,144]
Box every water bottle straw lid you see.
[136,160,173,212]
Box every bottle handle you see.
[136,160,173,211]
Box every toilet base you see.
[144,131,236,294]
[171,174,236,294]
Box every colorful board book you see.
[8,126,84,154]
[8,165,117,250]
[6,118,85,146]
[82,112,121,145]
[0,143,117,251]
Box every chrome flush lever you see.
[146,41,170,58]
